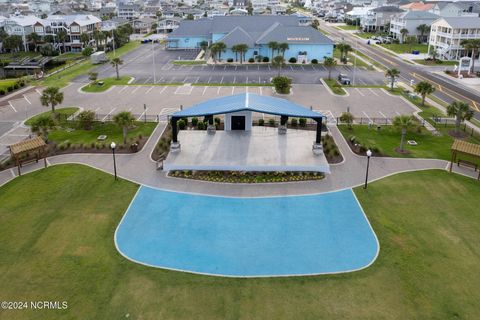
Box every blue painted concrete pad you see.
[115,186,379,277]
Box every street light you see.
[110,142,117,180]
[144,104,147,123]
[364,149,372,189]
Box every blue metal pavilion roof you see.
[172,93,325,118]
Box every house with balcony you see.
[390,10,438,43]
[430,1,480,18]
[117,3,141,20]
[157,17,181,33]
[428,16,480,61]
[361,6,404,32]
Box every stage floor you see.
[163,127,330,173]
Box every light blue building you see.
[167,16,334,63]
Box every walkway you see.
[0,123,476,195]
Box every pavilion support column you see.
[207,115,216,134]
[278,115,288,135]
[170,116,181,152]
[313,117,324,155]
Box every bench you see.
[457,159,478,171]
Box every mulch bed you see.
[448,130,469,139]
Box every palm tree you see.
[110,57,123,80]
[336,43,352,63]
[272,55,285,76]
[414,81,435,106]
[400,28,409,43]
[209,43,219,63]
[214,42,226,61]
[393,115,415,152]
[113,111,135,144]
[26,32,41,52]
[460,39,480,73]
[447,101,474,134]
[278,42,289,58]
[57,29,68,53]
[236,43,249,64]
[40,87,64,114]
[323,56,336,80]
[80,33,90,48]
[31,115,55,142]
[199,40,208,54]
[416,24,430,43]
[385,68,400,91]
[268,41,279,62]
[231,44,239,62]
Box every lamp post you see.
[110,142,117,180]
[364,149,372,189]
[143,104,147,123]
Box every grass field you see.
[0,79,18,91]
[336,25,360,31]
[413,59,458,66]
[339,124,480,161]
[81,76,132,93]
[323,78,347,95]
[48,121,157,145]
[1,166,480,319]
[173,60,206,65]
[381,44,428,54]
[333,48,369,69]
[24,107,79,126]
[37,41,140,88]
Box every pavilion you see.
[164,93,330,173]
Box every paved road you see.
[320,21,480,120]
[76,43,386,85]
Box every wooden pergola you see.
[9,137,47,176]
[450,139,480,180]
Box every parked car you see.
[338,74,351,85]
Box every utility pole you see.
[152,40,156,83]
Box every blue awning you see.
[172,93,325,118]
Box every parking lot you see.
[0,82,418,160]
[77,45,387,86]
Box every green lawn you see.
[24,107,79,126]
[339,124,480,161]
[81,77,132,93]
[36,41,140,88]
[173,60,206,65]
[323,78,347,95]
[1,165,480,318]
[381,44,428,54]
[336,25,360,31]
[333,48,369,68]
[356,32,377,39]
[48,121,157,146]
[413,59,458,66]
[0,79,18,91]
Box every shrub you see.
[288,57,297,63]
[299,118,307,127]
[77,110,95,130]
[227,58,233,62]
[258,118,264,126]
[271,75,292,94]
[262,56,269,63]
[191,117,199,127]
[6,86,13,92]
[177,119,186,130]
[214,117,221,125]
[197,121,205,130]
[90,142,95,149]
[18,80,25,87]
[82,47,94,56]
[268,118,275,126]
[290,118,298,127]
[0,89,5,95]
[248,58,255,63]
[311,59,318,64]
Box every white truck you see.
[90,51,108,64]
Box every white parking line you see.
[260,87,263,95]
[23,95,31,104]
[195,76,200,83]
[362,111,371,122]
[35,89,42,95]
[131,86,142,94]
[143,77,152,84]
[289,66,294,71]
[233,76,236,83]
[128,106,134,112]
[119,86,129,93]
[202,86,208,96]
[159,86,168,94]
[258,76,261,83]
[268,65,271,71]
[368,88,379,96]
[359,79,367,85]
[378,111,387,118]
[137,108,148,121]
[8,101,17,112]
[355,88,365,96]
[395,111,401,116]
[103,107,117,121]
[217,87,222,94]
[231,86,235,95]
[207,76,212,84]
[223,65,226,70]
[145,86,155,94]
[301,65,305,71]
[312,65,317,71]
[220,76,224,84]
